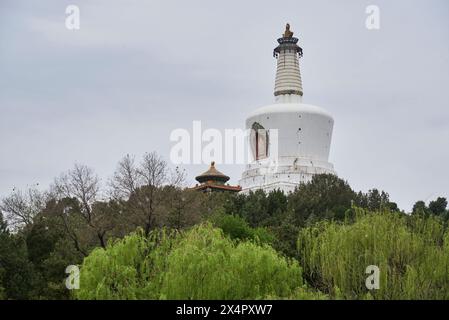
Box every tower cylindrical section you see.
[274,48,303,97]
[273,24,304,98]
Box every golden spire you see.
[283,23,294,38]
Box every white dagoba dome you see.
[239,23,335,194]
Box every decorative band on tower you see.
[273,23,304,97]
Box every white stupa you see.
[239,23,335,194]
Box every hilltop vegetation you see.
[73,211,449,300]
[0,152,448,299]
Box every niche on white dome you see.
[250,122,269,161]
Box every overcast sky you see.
[0,0,448,211]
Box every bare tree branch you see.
[169,166,187,187]
[139,152,167,188]
[52,164,110,248]
[109,151,187,236]
[109,154,140,200]
[53,163,99,224]
[0,187,45,230]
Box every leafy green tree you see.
[386,201,400,212]
[43,197,90,257]
[160,224,302,299]
[264,189,288,226]
[39,237,84,299]
[412,200,428,215]
[0,212,7,298]
[23,209,84,299]
[270,221,300,258]
[211,213,251,240]
[75,224,311,300]
[219,190,288,228]
[0,212,7,234]
[355,189,392,211]
[0,212,37,299]
[75,228,174,299]
[298,208,449,299]
[429,197,448,217]
[241,190,269,227]
[164,187,205,230]
[26,216,61,269]
[288,174,356,226]
[211,213,273,244]
[220,192,246,217]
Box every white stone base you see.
[239,157,335,194]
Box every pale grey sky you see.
[0,0,448,211]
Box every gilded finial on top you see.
[283,23,294,38]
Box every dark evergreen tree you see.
[287,174,356,226]
[0,212,37,299]
[412,200,428,215]
[428,197,448,217]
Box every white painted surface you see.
[239,34,335,194]
[274,49,303,96]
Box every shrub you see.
[211,213,274,244]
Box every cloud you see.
[0,0,448,211]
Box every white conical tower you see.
[239,24,335,194]
[273,23,303,99]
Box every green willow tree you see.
[297,208,449,299]
[75,224,322,300]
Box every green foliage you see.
[266,286,329,300]
[0,212,44,299]
[429,197,448,217]
[39,238,84,299]
[211,213,274,244]
[354,189,392,211]
[288,174,355,226]
[412,197,448,220]
[270,222,300,258]
[412,200,428,215]
[0,213,6,300]
[163,188,205,230]
[0,230,37,299]
[2,166,449,300]
[76,224,307,300]
[219,190,288,228]
[75,228,176,299]
[239,190,270,227]
[298,208,449,299]
[26,217,61,269]
[160,224,301,299]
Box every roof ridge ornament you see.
[192,162,242,193]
